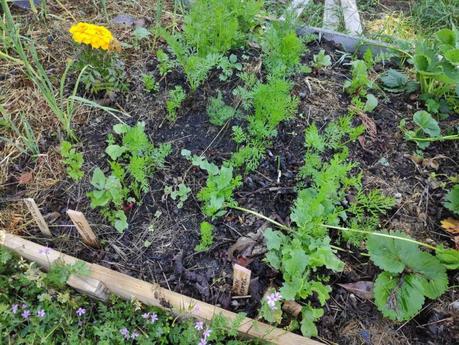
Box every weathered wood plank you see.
[340,0,363,35]
[24,198,52,236]
[0,230,322,345]
[323,0,340,31]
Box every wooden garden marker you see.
[232,264,251,296]
[67,275,109,301]
[66,210,99,248]
[23,198,52,236]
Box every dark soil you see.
[2,38,458,344]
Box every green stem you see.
[230,205,437,250]
[409,134,459,142]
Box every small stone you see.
[449,300,459,314]
[394,192,402,199]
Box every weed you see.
[312,49,332,69]
[88,122,171,232]
[156,49,176,77]
[207,92,237,126]
[60,141,84,182]
[412,0,459,35]
[143,74,159,93]
[0,106,40,156]
[166,86,186,122]
[217,54,243,81]
[164,182,191,209]
[344,60,373,96]
[195,221,214,252]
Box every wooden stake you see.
[340,0,363,35]
[68,275,109,301]
[66,210,99,248]
[23,198,52,236]
[232,264,251,296]
[0,231,322,345]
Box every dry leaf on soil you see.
[441,218,459,235]
[338,281,374,300]
[17,171,33,185]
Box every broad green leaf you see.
[105,176,123,205]
[413,111,440,137]
[364,93,378,112]
[309,281,331,306]
[113,211,128,232]
[280,277,303,300]
[436,28,456,47]
[106,145,127,160]
[90,168,106,189]
[414,54,429,72]
[264,228,284,251]
[367,231,419,273]
[300,305,323,337]
[265,251,281,270]
[374,272,425,321]
[284,249,308,277]
[436,245,459,270]
[444,48,459,64]
[88,190,111,207]
[444,181,459,214]
[380,69,408,88]
[113,123,129,134]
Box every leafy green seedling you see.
[368,231,448,321]
[195,221,214,252]
[207,92,237,126]
[380,69,418,93]
[165,182,191,208]
[156,49,176,77]
[143,74,158,93]
[312,49,331,69]
[217,54,242,81]
[344,60,372,96]
[60,140,84,181]
[402,110,441,149]
[166,86,186,122]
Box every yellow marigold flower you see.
[69,22,115,51]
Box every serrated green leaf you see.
[280,277,303,300]
[265,251,281,270]
[113,123,129,134]
[436,28,456,47]
[444,48,459,64]
[414,54,430,72]
[367,231,419,273]
[113,211,128,232]
[106,145,127,160]
[436,245,459,270]
[284,249,308,277]
[264,228,284,251]
[413,111,440,137]
[374,272,425,321]
[380,69,408,88]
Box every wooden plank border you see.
[0,231,322,345]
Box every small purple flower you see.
[131,331,140,339]
[21,310,31,319]
[36,309,46,318]
[266,291,282,310]
[76,307,86,317]
[150,312,158,323]
[142,312,150,319]
[198,338,207,345]
[195,320,204,331]
[203,328,211,339]
[120,327,130,339]
[39,247,51,255]
[11,304,19,314]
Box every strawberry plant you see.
[368,231,448,321]
[444,184,459,215]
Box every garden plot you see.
[1,0,458,344]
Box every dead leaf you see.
[17,171,33,185]
[358,113,377,138]
[338,281,374,300]
[441,218,459,235]
[421,155,447,170]
[111,14,136,26]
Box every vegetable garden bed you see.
[1,1,458,344]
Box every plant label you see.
[24,198,52,236]
[232,264,251,296]
[67,210,99,248]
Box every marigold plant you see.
[69,22,114,50]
